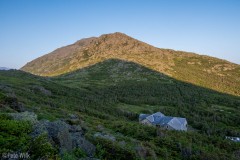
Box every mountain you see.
[1,61,240,159]
[21,32,240,96]
[0,67,11,70]
[4,33,240,159]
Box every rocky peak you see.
[100,32,131,40]
[74,37,97,47]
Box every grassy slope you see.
[172,54,240,96]
[1,59,240,159]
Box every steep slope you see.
[54,58,171,88]
[2,61,240,159]
[54,59,240,113]
[21,32,240,96]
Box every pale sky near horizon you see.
[0,0,240,69]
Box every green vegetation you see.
[29,134,57,159]
[62,148,87,160]
[0,114,57,159]
[93,138,136,160]
[0,114,31,153]
[1,58,240,159]
[172,55,240,97]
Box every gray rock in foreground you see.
[10,112,96,157]
[9,111,37,123]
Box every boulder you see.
[94,132,116,142]
[31,85,52,96]
[135,145,157,160]
[135,146,148,159]
[44,120,73,152]
[33,120,95,156]
[69,114,79,119]
[9,111,38,123]
[118,141,126,147]
[69,125,83,133]
[67,114,81,125]
[9,111,96,157]
[72,132,96,157]
[96,125,104,131]
[5,97,25,112]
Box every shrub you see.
[29,133,57,159]
[94,138,136,159]
[0,117,31,154]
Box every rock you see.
[135,145,157,160]
[9,111,38,123]
[31,120,73,152]
[69,114,79,119]
[234,150,240,159]
[96,125,104,131]
[94,132,116,142]
[135,146,148,159]
[118,141,126,147]
[69,125,83,133]
[32,119,95,156]
[0,84,16,97]
[45,120,72,152]
[5,97,25,112]
[67,114,81,125]
[11,101,25,112]
[9,111,96,156]
[31,120,49,138]
[32,85,52,96]
[71,132,96,157]
[67,118,80,125]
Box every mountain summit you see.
[21,32,163,76]
[21,32,240,96]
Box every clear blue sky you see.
[0,0,240,69]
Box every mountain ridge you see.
[21,32,240,96]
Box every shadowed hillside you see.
[2,59,240,159]
[54,59,240,126]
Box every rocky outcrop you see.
[94,132,116,142]
[31,85,52,96]
[9,100,25,112]
[0,85,24,112]
[135,145,157,160]
[9,111,37,122]
[10,112,96,157]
